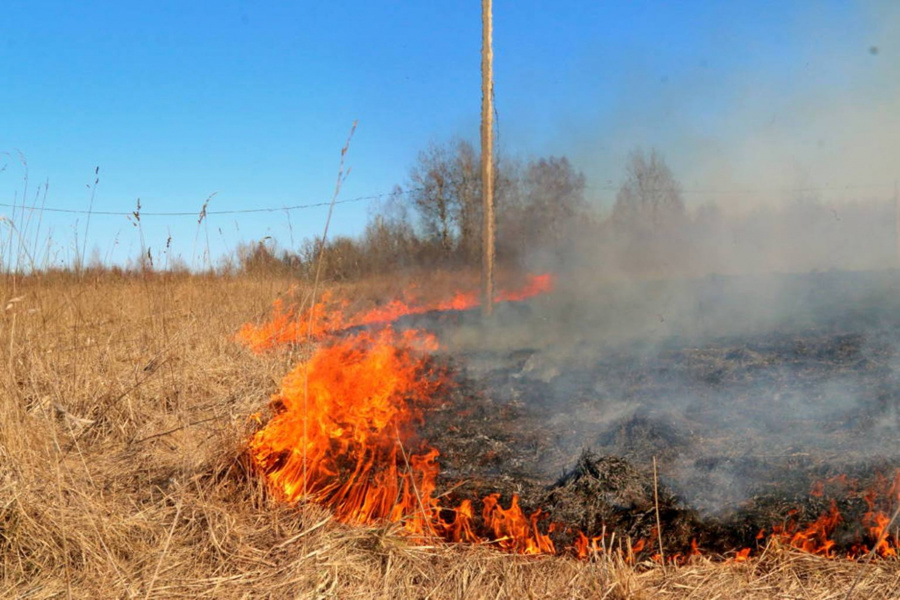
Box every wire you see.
[0,188,420,218]
[0,182,894,219]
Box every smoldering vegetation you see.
[399,255,900,555]
[341,259,895,565]
[363,143,900,550]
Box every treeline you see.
[235,139,897,280]
[237,140,692,279]
[6,139,890,280]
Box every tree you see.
[407,143,456,254]
[610,149,691,274]
[450,140,482,260]
[612,149,685,230]
[402,140,587,267]
[499,156,586,260]
[405,139,485,261]
[522,156,586,246]
[361,188,420,272]
[236,239,285,276]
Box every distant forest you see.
[235,138,896,280]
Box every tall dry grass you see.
[1,271,898,599]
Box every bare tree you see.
[405,139,484,260]
[499,156,586,260]
[613,148,685,230]
[361,186,420,272]
[523,156,586,246]
[609,148,691,275]
[450,140,482,260]
[408,143,456,254]
[402,141,587,267]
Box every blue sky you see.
[1,1,896,268]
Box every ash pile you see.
[415,269,900,555]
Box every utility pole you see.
[481,0,495,317]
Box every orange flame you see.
[743,472,900,559]
[249,328,445,527]
[482,493,556,555]
[241,273,900,561]
[244,278,562,554]
[771,502,841,557]
[574,531,602,559]
[248,325,562,551]
[730,548,751,563]
[237,273,555,353]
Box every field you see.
[2,270,900,599]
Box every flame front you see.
[247,324,559,548]
[241,274,900,561]
[237,273,554,353]
[244,275,560,552]
[249,327,444,527]
[747,472,900,559]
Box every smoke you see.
[400,3,900,520]
[568,2,899,212]
[499,0,900,349]
[425,266,900,517]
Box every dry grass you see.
[2,271,898,599]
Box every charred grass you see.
[1,271,898,599]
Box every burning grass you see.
[240,271,900,564]
[2,270,899,598]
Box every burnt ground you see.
[401,270,900,555]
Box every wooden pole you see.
[481,0,495,317]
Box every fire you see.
[248,328,445,528]
[237,273,555,353]
[482,494,556,554]
[857,472,900,558]
[247,325,561,551]
[730,548,751,563]
[745,472,900,559]
[244,274,560,554]
[241,272,900,562]
[574,531,601,559]
[575,531,660,564]
[494,273,554,303]
[236,292,348,352]
[770,502,842,557]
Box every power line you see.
[0,188,421,218]
[0,182,894,219]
